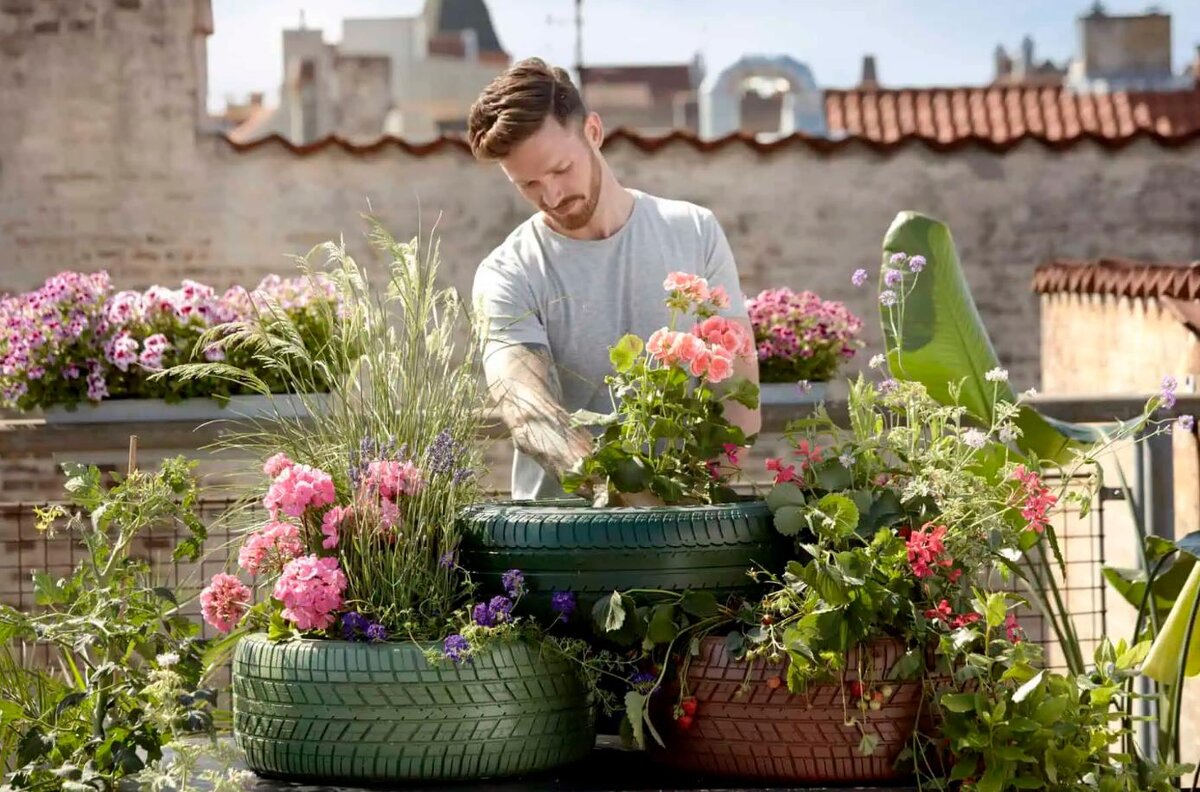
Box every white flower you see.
[869,354,886,370]
[962,428,988,449]
[1022,387,1038,399]
[999,426,1019,443]
[155,651,180,668]
[796,380,812,393]
[838,453,855,468]
[985,367,1009,383]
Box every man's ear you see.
[583,112,604,149]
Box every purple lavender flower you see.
[879,290,898,307]
[438,550,457,569]
[1160,375,1178,410]
[488,595,514,624]
[629,671,661,695]
[501,569,525,598]
[880,379,899,394]
[851,269,869,287]
[472,601,495,627]
[443,634,470,664]
[884,269,903,287]
[1178,414,1195,432]
[365,622,388,642]
[908,255,926,273]
[550,591,576,619]
[452,467,474,485]
[426,429,465,476]
[341,611,367,640]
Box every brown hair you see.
[467,58,586,160]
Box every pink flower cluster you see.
[263,463,336,518]
[237,520,304,575]
[273,554,348,631]
[647,329,737,382]
[1011,465,1056,534]
[200,573,251,633]
[924,599,981,629]
[746,288,863,381]
[663,272,730,310]
[906,523,957,580]
[364,459,425,500]
[0,270,340,411]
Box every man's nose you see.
[542,179,564,209]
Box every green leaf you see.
[610,334,644,373]
[766,482,806,512]
[0,700,25,724]
[1011,669,1046,704]
[985,592,1008,629]
[813,493,860,540]
[680,591,720,619]
[624,691,648,749]
[647,603,678,644]
[888,650,924,680]
[857,733,880,756]
[1116,641,1150,670]
[880,212,1083,464]
[950,759,979,781]
[570,409,619,428]
[152,586,179,607]
[593,591,627,633]
[1034,696,1069,725]
[54,691,88,720]
[610,456,651,493]
[716,376,759,410]
[1177,530,1200,561]
[32,571,67,607]
[773,505,807,537]
[725,631,745,659]
[814,462,852,492]
[978,762,1006,792]
[649,475,685,504]
[940,692,976,713]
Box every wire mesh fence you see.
[0,467,1114,705]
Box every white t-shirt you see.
[473,189,748,500]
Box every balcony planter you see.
[758,381,828,406]
[41,394,328,424]
[458,499,786,619]
[232,633,595,783]
[652,636,923,783]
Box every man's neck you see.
[547,176,635,241]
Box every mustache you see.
[541,196,585,213]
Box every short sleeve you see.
[700,211,748,318]
[472,258,549,362]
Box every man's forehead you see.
[501,120,579,177]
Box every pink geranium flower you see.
[320,506,346,550]
[364,459,425,499]
[262,452,294,478]
[705,348,734,383]
[200,573,251,633]
[263,463,336,518]
[663,272,711,304]
[693,316,754,358]
[238,520,304,575]
[273,555,347,631]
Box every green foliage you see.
[0,458,216,790]
[925,593,1190,792]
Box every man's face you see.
[499,115,603,231]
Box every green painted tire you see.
[458,499,785,616]
[232,633,595,782]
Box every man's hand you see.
[485,343,596,485]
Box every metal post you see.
[1135,426,1176,760]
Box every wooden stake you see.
[127,435,138,476]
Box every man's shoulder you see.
[477,214,542,277]
[634,190,718,229]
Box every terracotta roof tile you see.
[825,86,1200,145]
[1033,259,1200,301]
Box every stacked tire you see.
[233,634,595,782]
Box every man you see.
[468,58,760,503]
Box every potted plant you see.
[0,272,339,422]
[189,225,595,783]
[746,287,863,405]
[459,273,786,620]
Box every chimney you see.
[859,55,879,90]
[994,44,1013,78]
[249,92,264,107]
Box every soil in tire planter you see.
[233,633,596,782]
[458,499,787,620]
[652,635,923,783]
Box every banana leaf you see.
[880,211,1098,465]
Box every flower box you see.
[758,380,828,406]
[41,394,329,424]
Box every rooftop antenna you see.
[299,9,307,30]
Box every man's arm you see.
[725,316,762,440]
[484,342,595,486]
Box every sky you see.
[207,0,1200,112]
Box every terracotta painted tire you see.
[653,636,923,783]
[233,633,595,782]
[458,499,786,617]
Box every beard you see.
[541,149,603,231]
